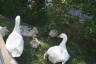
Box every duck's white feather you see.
[44,33,70,64]
[6,16,24,57]
[47,46,69,63]
[6,32,24,57]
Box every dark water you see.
[68,9,93,20]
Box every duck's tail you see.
[44,52,48,59]
[11,48,21,57]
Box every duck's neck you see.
[13,22,20,34]
[59,38,67,48]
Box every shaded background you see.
[0,0,96,64]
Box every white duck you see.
[6,16,24,57]
[49,29,58,38]
[44,33,70,64]
[30,38,40,49]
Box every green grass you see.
[0,15,96,64]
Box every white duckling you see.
[49,29,58,38]
[44,33,70,64]
[30,37,40,49]
[6,16,24,57]
[0,26,9,37]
